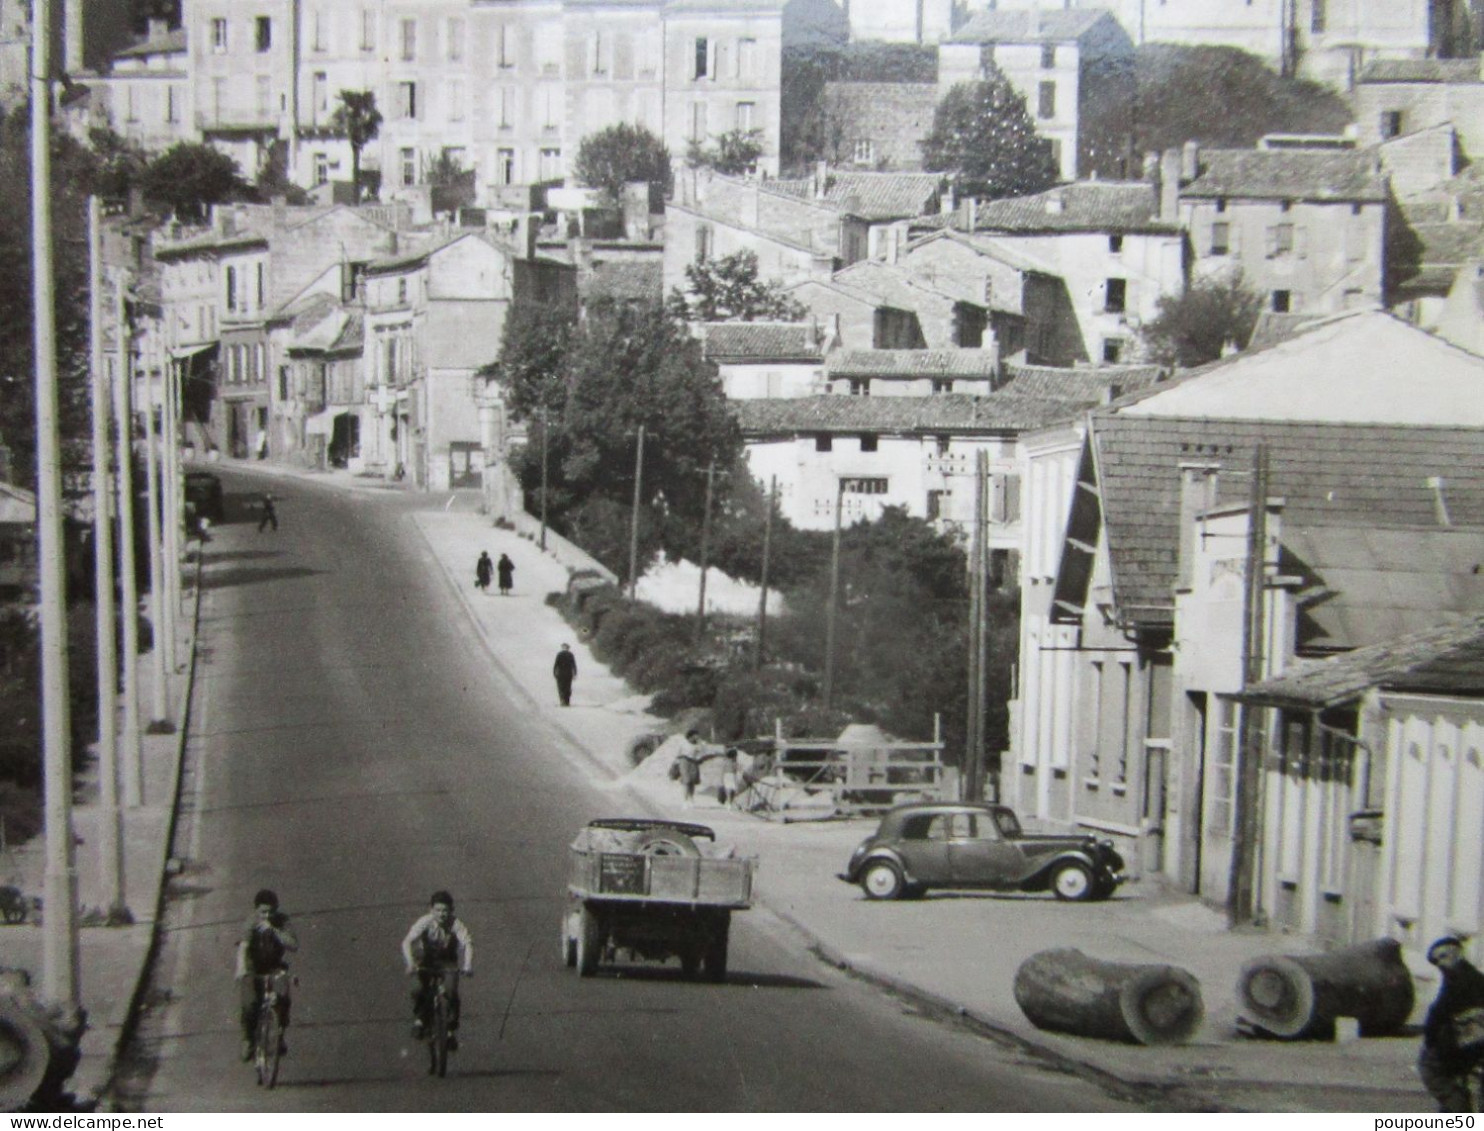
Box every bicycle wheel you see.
[256,1000,282,1088]
[429,990,449,1078]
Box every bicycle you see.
[250,971,290,1088]
[414,965,467,1078]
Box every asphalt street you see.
[111,472,1146,1112]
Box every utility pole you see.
[89,199,125,916]
[143,342,171,728]
[694,460,716,640]
[539,404,549,552]
[33,0,81,1014]
[754,475,775,669]
[1229,443,1270,926]
[626,424,645,599]
[965,452,986,801]
[113,272,143,807]
[162,347,182,673]
[822,477,846,711]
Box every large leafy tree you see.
[1140,273,1265,368]
[921,76,1060,200]
[669,249,806,322]
[574,123,672,204]
[687,129,765,176]
[138,142,250,221]
[331,90,382,202]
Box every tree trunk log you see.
[1013,948,1204,1046]
[1237,937,1414,1039]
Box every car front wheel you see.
[861,860,906,901]
[1051,861,1094,902]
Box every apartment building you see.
[73,20,188,153]
[0,0,133,106]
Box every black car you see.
[840,801,1125,902]
[184,470,225,523]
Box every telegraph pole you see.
[1229,443,1270,926]
[33,0,81,1013]
[143,342,171,727]
[626,424,645,599]
[822,477,846,711]
[113,273,143,806]
[754,475,775,669]
[161,348,181,674]
[965,452,986,801]
[694,460,716,640]
[89,198,125,916]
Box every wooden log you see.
[1236,937,1414,1039]
[1013,948,1204,1046]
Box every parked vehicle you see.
[839,802,1125,902]
[184,470,225,523]
[562,819,754,981]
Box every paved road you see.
[113,473,1145,1112]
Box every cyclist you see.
[401,890,474,1047]
[234,889,298,1062]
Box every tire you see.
[630,829,700,857]
[429,991,449,1079]
[255,1001,281,1089]
[576,905,602,976]
[1051,861,1095,902]
[703,924,729,983]
[860,860,906,901]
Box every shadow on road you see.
[200,566,325,591]
[581,967,827,990]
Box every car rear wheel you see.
[1051,861,1094,902]
[860,860,906,901]
[1091,875,1116,901]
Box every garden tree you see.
[330,90,382,202]
[1140,273,1264,368]
[427,150,476,214]
[668,249,806,322]
[87,128,150,201]
[687,129,765,176]
[479,300,575,421]
[574,122,673,204]
[781,41,936,170]
[1080,45,1351,178]
[253,142,310,205]
[139,141,250,221]
[921,76,1059,200]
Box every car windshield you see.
[993,810,1021,837]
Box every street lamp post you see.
[113,272,143,806]
[822,477,846,712]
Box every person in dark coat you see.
[553,643,577,706]
[475,551,493,593]
[1420,936,1484,1111]
[258,492,278,533]
[497,553,514,596]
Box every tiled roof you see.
[827,349,999,378]
[1002,363,1165,399]
[833,258,965,307]
[949,8,1111,43]
[735,392,1090,435]
[1279,525,1484,651]
[153,229,268,259]
[1396,220,1484,295]
[1242,612,1484,709]
[1090,418,1484,625]
[916,182,1177,235]
[702,322,823,361]
[767,171,942,221]
[1360,58,1483,84]
[113,27,186,59]
[1245,311,1326,350]
[583,260,662,303]
[1181,149,1388,203]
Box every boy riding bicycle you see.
[401,890,474,1047]
[235,889,298,1061]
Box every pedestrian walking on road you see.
[475,551,493,593]
[719,746,740,809]
[258,492,278,533]
[674,730,702,805]
[497,553,514,596]
[1420,936,1484,1111]
[553,643,577,706]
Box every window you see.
[1311,0,1326,33]
[400,18,416,61]
[1215,197,1227,213]
[397,279,408,305]
[1272,289,1291,313]
[694,36,709,79]
[814,434,832,452]
[1273,222,1294,254]
[1279,199,1293,213]
[360,8,375,51]
[497,25,514,68]
[1102,338,1124,363]
[313,71,328,116]
[927,489,950,520]
[735,101,755,131]
[448,18,464,61]
[935,435,950,456]
[690,101,708,142]
[255,75,271,120]
[498,87,517,128]
[497,148,516,185]
[859,434,878,452]
[166,85,179,123]
[311,9,326,52]
[211,17,228,52]
[313,152,329,186]
[852,139,875,165]
[398,81,417,119]
[848,378,869,396]
[1104,278,1126,313]
[255,16,272,52]
[225,266,237,312]
[843,477,888,495]
[590,31,607,75]
[1108,234,1123,254]
[401,147,417,187]
[448,79,465,121]
[257,263,265,309]
[536,22,561,73]
[1041,43,1056,68]
[738,37,757,77]
[1380,110,1403,138]
[278,365,289,401]
[932,378,954,394]
[211,77,225,122]
[1209,699,1238,836]
[1116,661,1133,785]
[1038,81,1055,119]
[539,84,560,128]
[1211,221,1230,255]
[539,147,562,181]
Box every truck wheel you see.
[576,906,601,976]
[1051,861,1094,902]
[861,860,905,901]
[703,926,729,983]
[630,830,700,857]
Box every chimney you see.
[1044,191,1064,214]
[885,225,901,264]
[1181,140,1200,183]
[942,184,956,215]
[1176,464,1220,590]
[1159,148,1181,222]
[961,196,977,231]
[1141,151,1159,181]
[814,159,829,199]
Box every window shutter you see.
[1295,225,1308,259]
[1124,279,1139,318]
